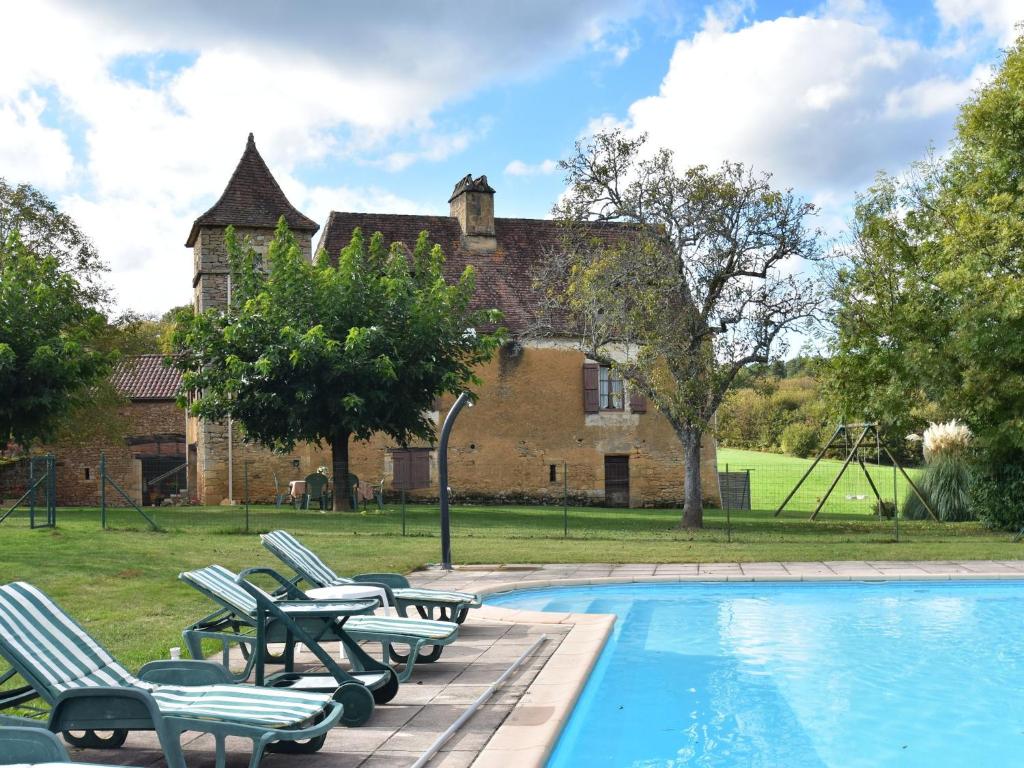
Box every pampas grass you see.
[903,420,974,521]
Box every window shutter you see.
[582,363,600,413]
[411,450,431,489]
[392,450,409,490]
[629,388,647,413]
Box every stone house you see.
[46,355,187,506]
[185,134,721,508]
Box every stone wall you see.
[48,400,185,506]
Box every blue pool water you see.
[489,581,1024,767]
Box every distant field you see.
[716,447,922,517]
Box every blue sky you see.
[0,0,1018,314]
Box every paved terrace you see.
[78,560,1024,767]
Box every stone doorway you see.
[604,455,630,506]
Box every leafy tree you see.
[0,178,109,306]
[0,232,110,447]
[538,131,823,527]
[826,34,1024,527]
[173,219,501,510]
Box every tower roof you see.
[185,133,319,247]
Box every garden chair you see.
[303,472,328,511]
[0,724,142,766]
[261,530,481,624]
[0,582,346,768]
[180,565,458,686]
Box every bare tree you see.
[535,131,823,528]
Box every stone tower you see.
[185,133,319,503]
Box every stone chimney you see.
[449,174,496,252]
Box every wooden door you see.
[604,455,630,507]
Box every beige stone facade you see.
[185,135,720,508]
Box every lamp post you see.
[438,391,472,570]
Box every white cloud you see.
[0,0,642,314]
[934,0,1022,45]
[0,93,75,190]
[505,159,560,176]
[617,13,981,217]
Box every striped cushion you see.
[261,531,339,588]
[262,530,480,607]
[393,587,481,607]
[346,615,457,641]
[0,582,330,729]
[180,565,260,615]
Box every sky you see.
[0,0,1019,316]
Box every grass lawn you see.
[1,491,1021,674]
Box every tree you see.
[538,131,823,527]
[172,219,501,510]
[826,34,1024,527]
[0,178,109,306]
[0,231,110,447]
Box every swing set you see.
[773,423,937,521]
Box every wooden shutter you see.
[583,363,600,413]
[392,450,410,490]
[629,388,647,413]
[410,450,431,489]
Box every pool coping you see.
[455,563,1024,767]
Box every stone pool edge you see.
[462,565,1024,768]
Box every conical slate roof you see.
[185,133,318,247]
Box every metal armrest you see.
[353,572,411,589]
[138,659,237,687]
[238,567,308,599]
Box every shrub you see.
[781,422,821,458]
[902,420,975,521]
[969,450,1024,530]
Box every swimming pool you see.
[489,581,1024,767]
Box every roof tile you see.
[111,355,181,401]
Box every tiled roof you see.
[111,355,182,401]
[317,213,624,335]
[185,133,319,247]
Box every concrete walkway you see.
[70,561,1024,767]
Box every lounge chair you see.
[261,530,481,623]
[0,724,142,767]
[180,565,458,686]
[0,582,351,768]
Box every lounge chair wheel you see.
[62,729,128,749]
[371,669,400,705]
[334,682,376,727]
[266,733,327,754]
[389,644,444,664]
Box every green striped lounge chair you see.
[180,565,457,686]
[0,724,143,767]
[261,530,481,623]
[0,582,352,768]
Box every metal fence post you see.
[401,490,407,536]
[563,461,568,538]
[725,463,732,543]
[893,463,899,543]
[244,461,250,533]
[28,458,35,528]
[100,453,106,529]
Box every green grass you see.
[0,494,1020,675]
[718,447,922,515]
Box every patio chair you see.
[261,530,481,624]
[303,473,328,511]
[0,582,348,768]
[0,724,143,766]
[180,565,457,686]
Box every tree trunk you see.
[329,431,353,511]
[678,427,704,529]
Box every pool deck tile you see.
[76,560,1024,768]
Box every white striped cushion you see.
[346,616,457,641]
[393,587,481,606]
[261,531,339,588]
[0,582,330,729]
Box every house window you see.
[598,366,624,410]
[84,468,91,480]
[549,464,557,482]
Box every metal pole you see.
[28,457,35,527]
[725,463,731,543]
[401,490,406,536]
[100,452,106,529]
[244,461,250,532]
[774,425,844,516]
[893,461,899,542]
[438,391,472,570]
[810,426,872,520]
[563,461,568,538]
